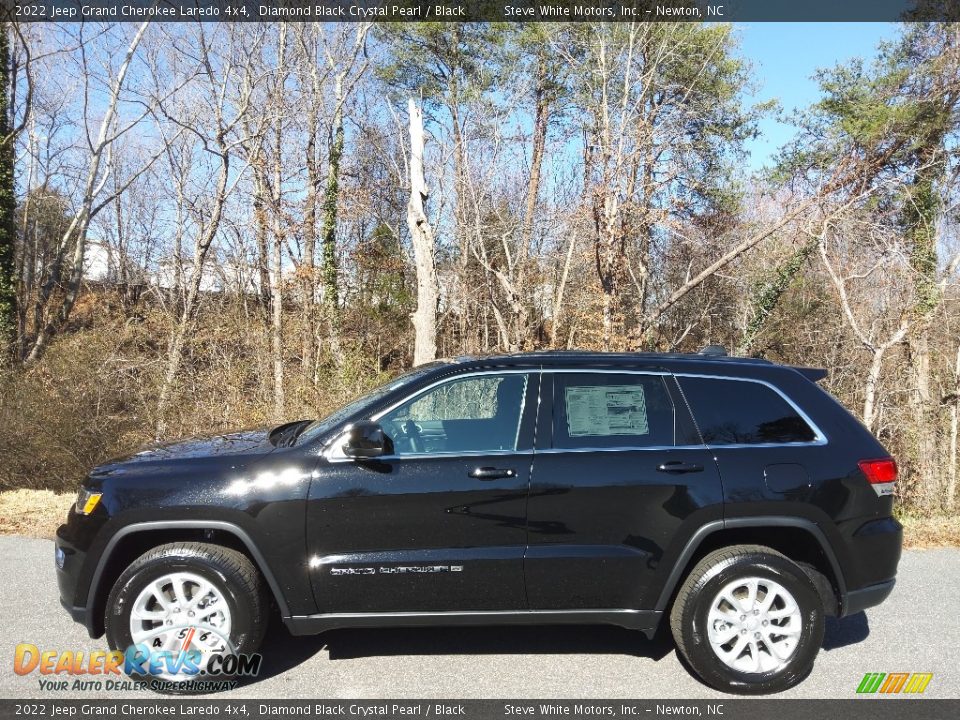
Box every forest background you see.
[0,19,957,540]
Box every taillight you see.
[859,458,898,484]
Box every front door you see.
[524,371,724,610]
[306,371,538,614]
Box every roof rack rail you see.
[698,345,728,357]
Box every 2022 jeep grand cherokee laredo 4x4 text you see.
[55,348,902,694]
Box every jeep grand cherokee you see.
[55,348,902,694]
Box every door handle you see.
[469,467,516,480]
[657,462,704,474]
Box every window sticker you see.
[565,384,650,437]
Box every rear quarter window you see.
[677,376,817,445]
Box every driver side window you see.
[380,373,529,456]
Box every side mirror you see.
[342,421,393,459]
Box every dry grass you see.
[1,488,957,549]
[0,489,74,539]
[899,514,960,549]
[0,310,392,494]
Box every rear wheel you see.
[670,545,824,694]
[105,542,267,693]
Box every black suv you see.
[56,349,902,694]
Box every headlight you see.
[75,487,102,515]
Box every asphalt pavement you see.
[1,537,956,699]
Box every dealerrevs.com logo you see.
[856,672,934,695]
[14,624,262,694]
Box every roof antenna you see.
[698,345,728,357]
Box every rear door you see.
[524,370,723,610]
[674,374,825,512]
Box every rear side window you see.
[553,373,677,449]
[678,377,816,445]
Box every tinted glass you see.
[380,373,528,455]
[553,373,676,449]
[678,377,816,445]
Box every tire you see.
[669,545,824,695]
[105,542,268,694]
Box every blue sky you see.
[738,23,899,170]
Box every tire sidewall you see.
[682,553,824,694]
[105,550,259,687]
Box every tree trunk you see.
[904,140,944,509]
[511,55,551,351]
[594,198,624,351]
[908,322,936,506]
[14,121,35,359]
[251,167,271,322]
[550,231,577,348]
[0,23,16,364]
[406,98,439,366]
[302,106,318,382]
[447,26,476,353]
[947,342,960,511]
[862,348,886,433]
[319,76,344,369]
[269,24,287,420]
[321,91,342,312]
[269,212,285,420]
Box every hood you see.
[91,429,276,477]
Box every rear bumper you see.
[834,515,902,617]
[835,516,901,617]
[842,578,896,617]
[848,517,902,584]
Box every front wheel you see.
[669,545,824,695]
[105,542,268,693]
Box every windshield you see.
[294,363,443,446]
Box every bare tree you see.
[296,22,371,378]
[559,24,761,349]
[816,211,960,434]
[153,24,261,436]
[406,98,439,366]
[268,23,289,419]
[818,238,910,432]
[25,22,154,363]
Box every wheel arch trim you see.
[653,517,846,612]
[86,520,290,621]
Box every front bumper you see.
[55,524,98,637]
[59,597,88,624]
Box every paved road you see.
[1,537,956,699]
